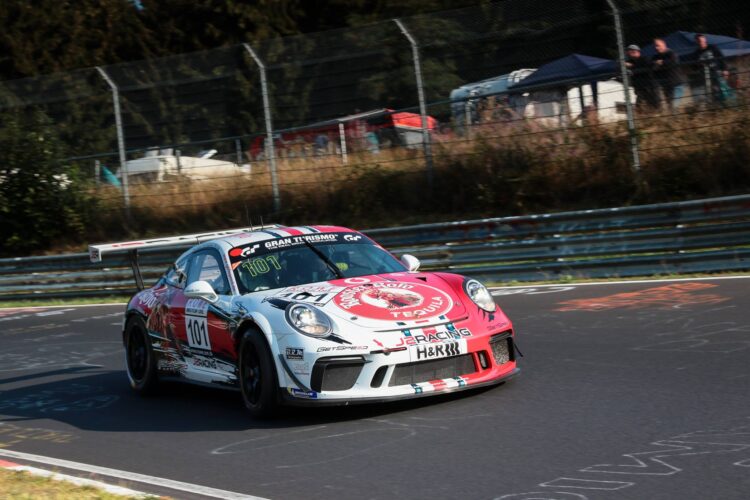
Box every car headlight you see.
[464,279,496,312]
[286,303,333,337]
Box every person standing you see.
[690,33,730,105]
[625,44,660,112]
[652,38,687,112]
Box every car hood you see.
[237,272,470,332]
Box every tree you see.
[0,111,94,255]
[0,0,158,80]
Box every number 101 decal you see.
[185,298,211,351]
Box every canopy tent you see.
[508,54,618,92]
[641,31,750,59]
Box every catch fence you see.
[1,0,748,215]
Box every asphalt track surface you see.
[1,277,749,500]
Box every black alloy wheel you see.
[125,316,158,394]
[239,328,278,418]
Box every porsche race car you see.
[90,225,519,417]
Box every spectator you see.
[652,38,687,112]
[690,33,730,105]
[625,44,660,111]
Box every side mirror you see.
[400,254,421,272]
[184,280,219,303]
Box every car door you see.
[148,257,188,372]
[181,249,237,375]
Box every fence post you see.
[606,0,641,172]
[338,122,348,164]
[235,138,243,166]
[242,43,280,214]
[95,66,131,214]
[394,18,434,187]
[94,159,101,187]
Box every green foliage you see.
[0,112,96,254]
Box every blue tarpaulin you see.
[509,54,618,92]
[641,31,750,59]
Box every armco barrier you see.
[2,194,749,300]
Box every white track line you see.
[0,449,267,500]
[490,274,750,289]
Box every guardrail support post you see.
[394,18,434,188]
[606,0,641,173]
[96,66,131,215]
[243,43,280,214]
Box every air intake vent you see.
[311,357,364,392]
[371,366,388,388]
[389,354,476,387]
[490,331,514,366]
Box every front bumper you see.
[280,366,519,406]
[279,331,520,406]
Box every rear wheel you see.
[239,328,279,418]
[124,316,158,394]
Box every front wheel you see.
[124,316,158,394]
[239,328,279,418]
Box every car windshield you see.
[228,232,406,294]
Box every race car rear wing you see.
[89,225,279,290]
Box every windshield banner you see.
[228,232,368,261]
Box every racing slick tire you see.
[124,316,158,395]
[239,327,279,418]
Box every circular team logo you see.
[334,282,453,321]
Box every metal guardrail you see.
[2,194,749,301]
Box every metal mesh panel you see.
[389,354,476,387]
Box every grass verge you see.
[0,467,153,499]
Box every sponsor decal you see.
[394,327,472,347]
[410,376,467,393]
[191,354,218,370]
[229,244,259,258]
[344,234,362,242]
[137,290,159,310]
[344,277,370,285]
[411,340,465,361]
[157,359,184,373]
[274,285,344,305]
[488,321,510,331]
[286,347,304,360]
[333,282,453,321]
[185,299,211,351]
[316,345,368,353]
[185,299,209,316]
[229,233,361,261]
[288,388,318,399]
[264,233,338,250]
[290,361,311,376]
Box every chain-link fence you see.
[1,0,748,219]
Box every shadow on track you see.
[0,367,506,432]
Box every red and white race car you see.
[90,225,519,417]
